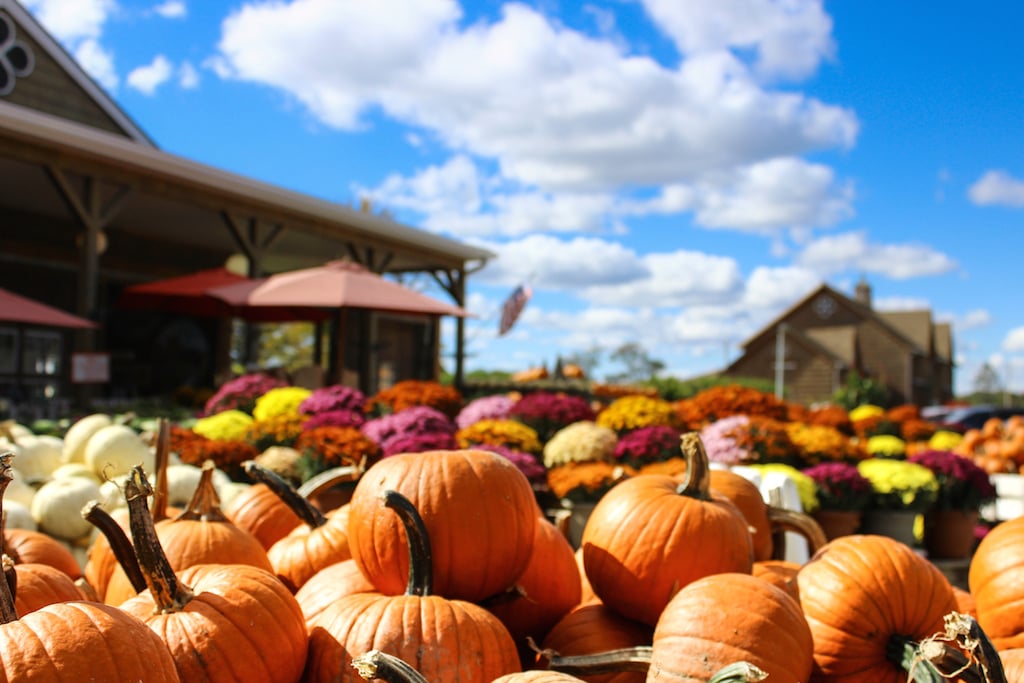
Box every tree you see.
[973,362,1002,395]
[606,342,665,384]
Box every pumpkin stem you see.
[244,460,327,529]
[766,507,828,559]
[2,555,16,608]
[352,650,429,683]
[173,460,227,522]
[676,432,712,500]
[0,452,19,624]
[124,465,194,613]
[915,612,1007,683]
[380,490,432,597]
[544,646,653,675]
[887,634,969,683]
[150,418,171,522]
[708,662,768,682]
[81,500,147,594]
[296,463,365,501]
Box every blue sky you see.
[23,0,1024,396]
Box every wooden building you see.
[723,279,954,407]
[0,0,492,414]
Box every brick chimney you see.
[855,277,872,308]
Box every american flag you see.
[498,284,532,336]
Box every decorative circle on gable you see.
[813,293,836,319]
[0,12,34,97]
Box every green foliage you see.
[605,343,665,384]
[833,371,890,410]
[643,374,774,401]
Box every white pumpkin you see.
[98,475,131,511]
[61,413,113,464]
[83,424,153,480]
[7,434,63,484]
[3,500,36,531]
[0,422,33,440]
[51,462,102,483]
[5,466,36,508]
[164,464,232,508]
[30,476,103,541]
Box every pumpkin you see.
[295,558,377,625]
[348,449,537,602]
[11,562,86,615]
[162,463,232,508]
[953,585,977,619]
[30,475,102,541]
[750,560,800,603]
[49,462,101,483]
[797,534,957,682]
[969,514,1024,649]
[575,548,596,605]
[223,481,303,550]
[117,466,309,682]
[1001,648,1024,680]
[3,527,82,580]
[304,489,520,682]
[83,423,154,480]
[3,468,35,509]
[485,516,582,658]
[647,572,813,682]
[2,501,34,531]
[542,602,653,683]
[104,462,271,605]
[0,452,181,682]
[580,433,753,625]
[82,502,144,601]
[709,468,773,562]
[61,412,112,464]
[242,461,355,591]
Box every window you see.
[0,327,15,373]
[21,330,61,376]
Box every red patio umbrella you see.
[117,267,329,321]
[206,260,471,318]
[0,287,96,328]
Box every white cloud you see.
[796,231,958,279]
[22,0,115,42]
[75,38,118,90]
[1004,327,1024,353]
[968,170,1024,207]
[582,250,744,307]
[742,266,820,310]
[956,309,992,331]
[153,0,186,19]
[640,0,835,80]
[179,61,199,89]
[126,55,173,95]
[213,0,857,194]
[474,235,648,289]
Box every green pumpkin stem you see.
[124,466,194,612]
[677,432,712,500]
[0,452,19,623]
[544,646,653,675]
[82,500,147,594]
[380,490,432,597]
[888,634,978,683]
[244,460,327,529]
[173,460,227,522]
[352,650,429,683]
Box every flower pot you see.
[812,509,862,542]
[924,509,980,560]
[565,500,596,549]
[858,509,920,548]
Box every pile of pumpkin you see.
[1,418,1024,682]
[956,415,1024,474]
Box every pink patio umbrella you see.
[0,287,96,328]
[206,260,470,318]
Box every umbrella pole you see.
[327,311,341,385]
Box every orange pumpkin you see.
[580,433,753,625]
[709,468,772,562]
[647,572,813,682]
[305,489,520,682]
[798,534,957,682]
[485,516,582,656]
[3,527,82,580]
[750,560,800,603]
[223,481,302,550]
[11,562,86,616]
[295,558,377,625]
[969,514,1024,649]
[348,449,537,602]
[542,602,653,683]
[117,466,309,683]
[1001,648,1024,680]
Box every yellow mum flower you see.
[253,387,313,422]
[866,434,906,457]
[192,410,254,442]
[849,404,885,422]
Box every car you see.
[938,405,1024,433]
